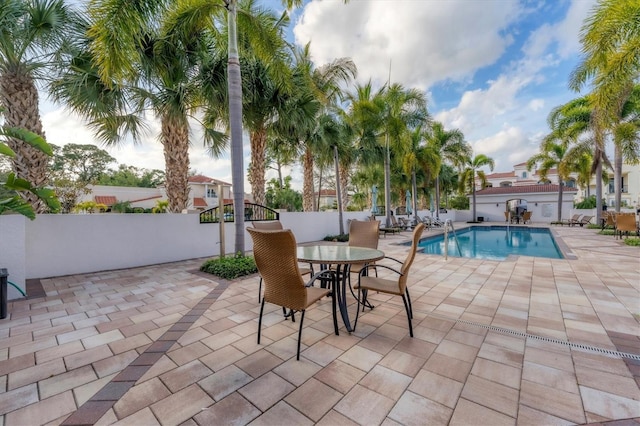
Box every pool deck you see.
[0,223,638,425]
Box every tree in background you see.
[425,121,470,218]
[48,144,116,213]
[265,176,302,212]
[98,165,165,188]
[570,0,640,219]
[459,154,494,222]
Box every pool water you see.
[418,226,563,260]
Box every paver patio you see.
[0,223,638,425]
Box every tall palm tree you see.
[293,46,356,212]
[55,2,221,213]
[0,0,75,212]
[528,98,593,221]
[570,0,640,220]
[459,154,494,222]
[610,85,640,210]
[424,121,470,219]
[402,125,439,224]
[527,142,572,222]
[379,84,428,227]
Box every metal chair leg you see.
[405,288,413,319]
[401,294,413,337]
[257,298,265,344]
[297,310,306,360]
[258,277,262,303]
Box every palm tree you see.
[54,4,219,214]
[610,85,640,210]
[570,0,640,220]
[459,154,494,222]
[527,142,572,222]
[292,46,356,212]
[424,121,470,219]
[528,98,593,221]
[0,0,75,212]
[402,126,439,224]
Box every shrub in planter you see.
[323,234,349,242]
[200,253,257,279]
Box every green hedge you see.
[200,254,257,279]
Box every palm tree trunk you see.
[472,184,477,222]
[435,176,441,219]
[227,0,245,254]
[339,163,349,212]
[614,144,622,212]
[557,183,563,222]
[333,145,344,235]
[411,171,418,225]
[0,70,49,213]
[595,157,603,222]
[161,115,190,213]
[302,147,314,211]
[248,127,267,206]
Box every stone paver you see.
[0,226,637,425]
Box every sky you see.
[39,0,598,189]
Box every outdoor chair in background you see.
[615,213,639,239]
[252,221,312,303]
[561,214,582,226]
[390,214,408,230]
[521,211,532,224]
[602,211,616,229]
[398,217,411,229]
[574,215,593,227]
[247,228,338,360]
[353,223,425,337]
[504,211,510,223]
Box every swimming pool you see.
[417,226,563,260]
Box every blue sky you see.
[40,0,598,188]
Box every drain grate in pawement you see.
[427,313,640,361]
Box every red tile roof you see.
[188,175,231,185]
[95,196,117,206]
[315,189,336,196]
[193,197,208,207]
[475,184,578,196]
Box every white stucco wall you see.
[3,208,462,296]
[0,215,27,300]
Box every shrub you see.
[624,237,640,247]
[200,253,257,279]
[574,196,599,209]
[323,234,349,242]
[449,195,469,210]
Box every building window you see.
[206,188,217,198]
[565,179,576,188]
[500,181,512,187]
[522,171,527,178]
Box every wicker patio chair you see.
[521,211,532,224]
[251,221,312,303]
[353,223,425,337]
[347,219,380,282]
[615,213,639,239]
[247,228,338,360]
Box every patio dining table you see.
[297,245,384,333]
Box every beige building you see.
[81,175,243,212]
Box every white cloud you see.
[294,0,523,89]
